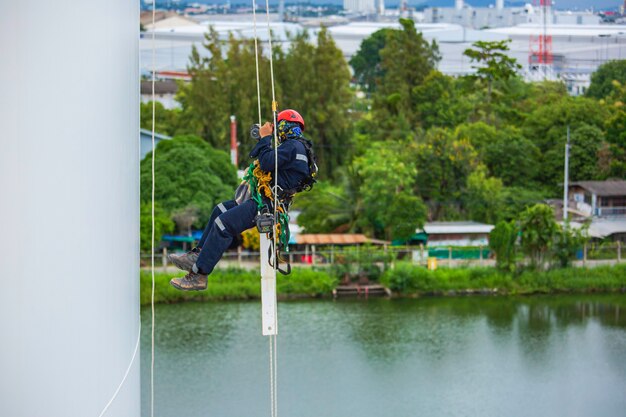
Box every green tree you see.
[179,28,230,146]
[222,33,277,154]
[140,135,238,227]
[413,128,479,219]
[553,223,588,268]
[374,19,440,129]
[489,220,518,272]
[464,166,505,224]
[454,121,498,156]
[522,95,608,154]
[541,124,607,193]
[463,40,521,100]
[140,202,175,253]
[294,179,361,233]
[586,60,626,100]
[522,96,610,191]
[179,28,275,157]
[277,28,353,177]
[413,71,472,129]
[518,204,559,269]
[482,127,540,187]
[353,142,427,240]
[140,101,182,137]
[500,187,546,222]
[349,28,392,92]
[603,80,626,177]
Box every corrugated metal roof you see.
[140,80,178,95]
[296,234,388,245]
[422,221,494,234]
[569,220,626,239]
[571,181,626,197]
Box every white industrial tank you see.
[0,1,141,416]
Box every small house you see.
[140,79,179,110]
[568,180,626,218]
[421,221,495,247]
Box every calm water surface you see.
[141,295,626,417]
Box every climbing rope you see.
[250,1,280,416]
[97,324,141,417]
[252,0,262,126]
[150,3,156,417]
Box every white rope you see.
[97,324,142,417]
[272,333,278,417]
[150,3,157,417]
[269,335,275,417]
[251,2,279,417]
[252,0,262,126]
[263,5,280,417]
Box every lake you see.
[141,295,626,417]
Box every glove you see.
[259,122,273,138]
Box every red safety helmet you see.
[277,109,305,131]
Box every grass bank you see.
[380,263,626,296]
[140,264,626,305]
[140,267,337,305]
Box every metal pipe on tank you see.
[496,0,504,10]
[455,0,464,10]
[0,1,140,416]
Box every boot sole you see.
[169,279,207,291]
[167,254,196,272]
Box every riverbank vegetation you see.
[140,263,626,305]
[140,267,337,305]
[380,263,626,296]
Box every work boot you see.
[167,248,199,272]
[170,271,208,291]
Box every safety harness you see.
[243,160,293,275]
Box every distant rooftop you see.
[487,23,626,37]
[145,15,200,30]
[570,219,626,239]
[296,234,389,245]
[422,221,495,235]
[571,181,626,196]
[140,79,178,95]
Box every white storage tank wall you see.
[0,1,140,417]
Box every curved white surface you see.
[0,1,140,416]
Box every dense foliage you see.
[150,27,353,177]
[586,60,626,100]
[140,135,238,232]
[140,202,175,252]
[487,204,590,271]
[381,263,626,296]
[141,21,626,245]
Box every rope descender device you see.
[256,208,275,234]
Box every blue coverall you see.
[194,135,310,275]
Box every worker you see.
[169,109,314,290]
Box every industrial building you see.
[423,0,600,29]
[343,0,377,14]
[424,0,527,29]
[140,13,626,96]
